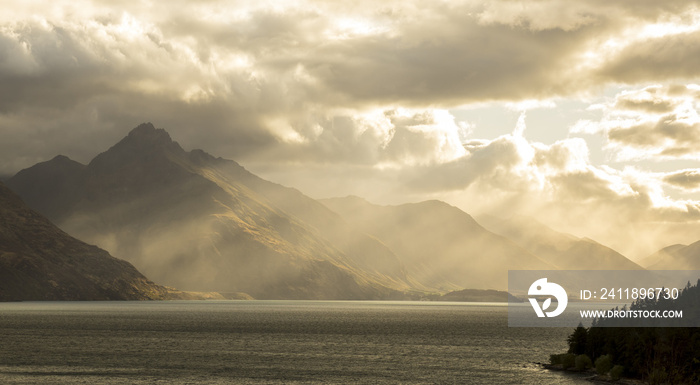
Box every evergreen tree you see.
[563,280,700,383]
[567,323,588,355]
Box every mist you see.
[3,0,700,287]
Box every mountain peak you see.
[88,123,184,170]
[127,122,173,144]
[7,154,85,219]
[51,154,72,162]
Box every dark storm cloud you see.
[304,23,586,105]
[149,2,602,107]
[598,30,700,83]
[0,15,283,172]
[0,23,110,112]
[0,0,699,176]
[475,0,696,30]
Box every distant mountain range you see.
[478,215,643,270]
[5,123,681,300]
[321,196,554,290]
[436,289,523,303]
[0,181,169,301]
[640,242,700,270]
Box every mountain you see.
[645,242,700,270]
[639,244,686,268]
[0,181,170,301]
[7,154,85,220]
[437,289,522,303]
[186,152,423,292]
[478,215,643,270]
[7,123,413,299]
[320,196,554,291]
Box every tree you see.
[567,323,588,355]
[595,354,613,375]
[562,280,700,383]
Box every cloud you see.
[302,15,589,105]
[614,86,680,113]
[598,29,700,83]
[384,117,700,259]
[2,0,700,259]
[399,115,700,228]
[0,0,698,176]
[257,107,467,167]
[608,115,700,157]
[663,169,700,191]
[475,0,697,31]
[570,84,700,160]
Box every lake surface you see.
[0,301,591,384]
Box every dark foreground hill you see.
[0,181,170,301]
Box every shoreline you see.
[539,362,646,384]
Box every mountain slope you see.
[638,244,686,268]
[186,153,423,291]
[8,155,85,219]
[321,196,554,291]
[0,181,169,301]
[7,123,412,299]
[646,242,700,270]
[478,215,643,270]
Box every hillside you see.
[0,181,170,301]
[478,215,643,270]
[321,196,554,291]
[437,289,522,303]
[646,241,700,270]
[7,124,413,299]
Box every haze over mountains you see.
[0,181,169,301]
[478,216,643,270]
[5,123,676,300]
[320,196,554,290]
[641,242,700,270]
[8,124,414,299]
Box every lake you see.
[0,301,591,384]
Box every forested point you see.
[552,279,700,384]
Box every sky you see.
[1,0,699,259]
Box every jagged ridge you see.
[7,124,413,299]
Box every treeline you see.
[559,279,700,384]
